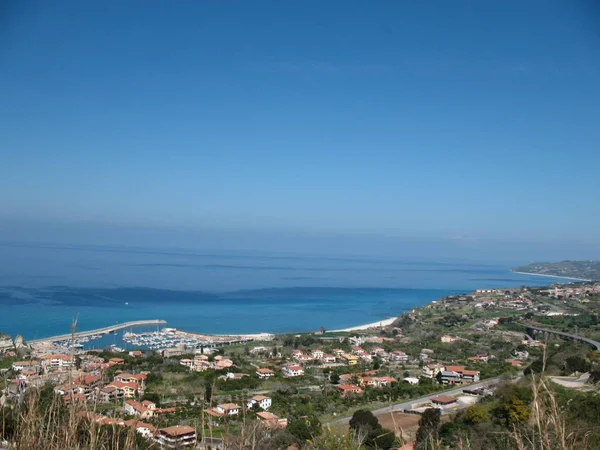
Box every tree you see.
[565,355,591,374]
[349,409,380,433]
[330,373,340,384]
[465,404,489,424]
[415,408,441,450]
[205,383,213,403]
[366,427,397,449]
[287,415,322,441]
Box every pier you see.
[29,320,167,344]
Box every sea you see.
[0,242,573,344]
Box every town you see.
[2,280,600,449]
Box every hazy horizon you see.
[2,1,599,262]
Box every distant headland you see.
[511,260,600,281]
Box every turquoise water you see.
[0,242,570,340]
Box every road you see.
[334,376,505,425]
[28,320,167,344]
[525,325,600,350]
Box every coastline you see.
[330,317,396,333]
[511,271,592,282]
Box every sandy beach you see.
[330,317,396,333]
[512,271,592,282]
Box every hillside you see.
[512,260,600,281]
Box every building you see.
[310,349,324,360]
[322,354,336,363]
[179,359,194,368]
[95,386,120,403]
[155,425,196,448]
[341,354,358,366]
[256,412,288,429]
[256,368,275,379]
[421,364,445,379]
[11,361,40,372]
[389,350,409,362]
[114,373,147,392]
[337,384,363,397]
[124,400,155,419]
[282,365,304,377]
[431,395,457,406]
[247,395,272,410]
[441,335,459,343]
[42,354,74,372]
[214,403,241,416]
[107,381,138,398]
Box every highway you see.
[525,325,600,350]
[333,376,505,425]
[28,319,167,344]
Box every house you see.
[213,357,234,370]
[389,350,409,362]
[42,354,74,372]
[422,364,445,379]
[371,347,386,356]
[431,395,457,406]
[128,350,142,358]
[256,368,275,379]
[224,372,247,380]
[95,386,120,403]
[114,373,147,392]
[107,381,138,398]
[337,384,363,397]
[322,354,336,363]
[403,377,420,385]
[180,359,194,368]
[108,357,125,366]
[124,400,155,419]
[214,403,241,416]
[462,370,480,383]
[506,359,523,368]
[123,420,156,439]
[155,425,197,448]
[440,371,462,384]
[341,354,358,366]
[282,365,304,378]
[374,376,397,387]
[257,412,288,429]
[467,354,490,363]
[310,349,324,360]
[332,348,345,355]
[11,361,40,372]
[351,346,363,354]
[247,395,272,410]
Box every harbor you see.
[28,320,168,344]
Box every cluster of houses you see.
[179,354,234,372]
[78,412,197,448]
[288,345,410,369]
[202,395,288,429]
[421,364,480,384]
[335,370,398,397]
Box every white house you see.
[281,365,304,378]
[256,368,275,379]
[311,350,324,360]
[214,403,240,416]
[247,395,272,410]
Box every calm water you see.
[0,242,569,340]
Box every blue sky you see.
[1,1,599,260]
